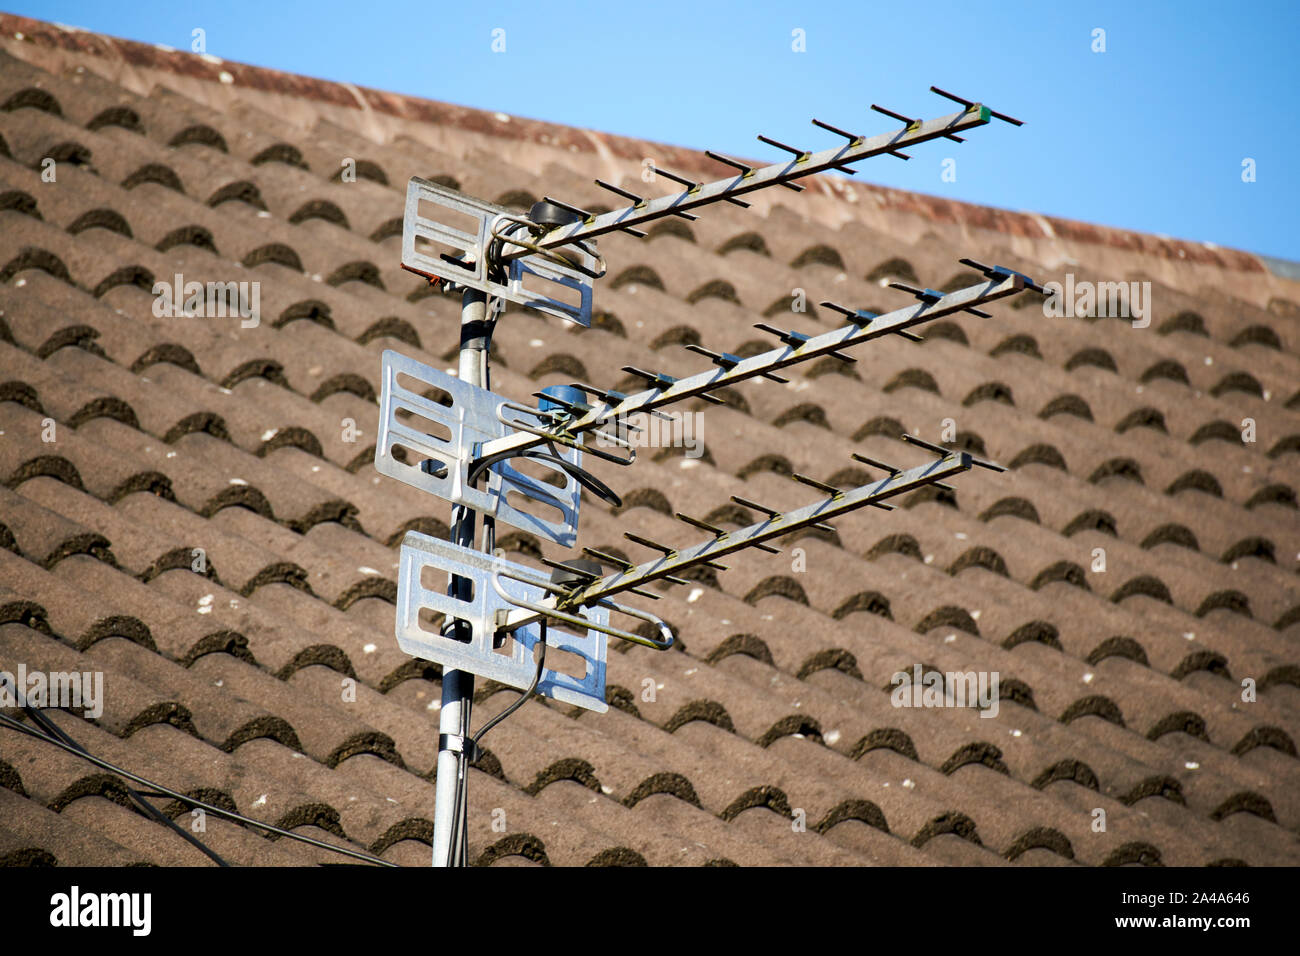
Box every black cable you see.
[0,711,397,867]
[483,300,496,392]
[472,625,548,746]
[444,315,554,867]
[21,705,230,867]
[467,446,622,507]
[445,622,547,867]
[459,693,471,867]
[436,487,476,866]
[448,676,472,868]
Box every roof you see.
[0,12,1297,867]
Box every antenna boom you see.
[475,271,1024,463]
[499,449,973,630]
[521,106,994,253]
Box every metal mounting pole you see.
[431,287,489,867]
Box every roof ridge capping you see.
[0,11,1288,288]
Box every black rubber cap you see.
[528,200,584,229]
[549,558,604,588]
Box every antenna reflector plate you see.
[397,531,608,712]
[375,349,582,546]
[401,176,596,325]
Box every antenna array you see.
[375,88,1038,866]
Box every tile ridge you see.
[0,11,1273,278]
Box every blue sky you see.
[15,1,1299,259]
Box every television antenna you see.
[375,88,1039,866]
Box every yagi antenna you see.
[468,268,1028,465]
[520,93,1020,256]
[400,90,1020,326]
[496,441,992,628]
[376,88,1036,867]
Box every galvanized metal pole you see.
[431,287,489,867]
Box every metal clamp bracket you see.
[438,733,482,763]
[497,399,636,466]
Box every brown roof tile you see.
[0,15,1296,867]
